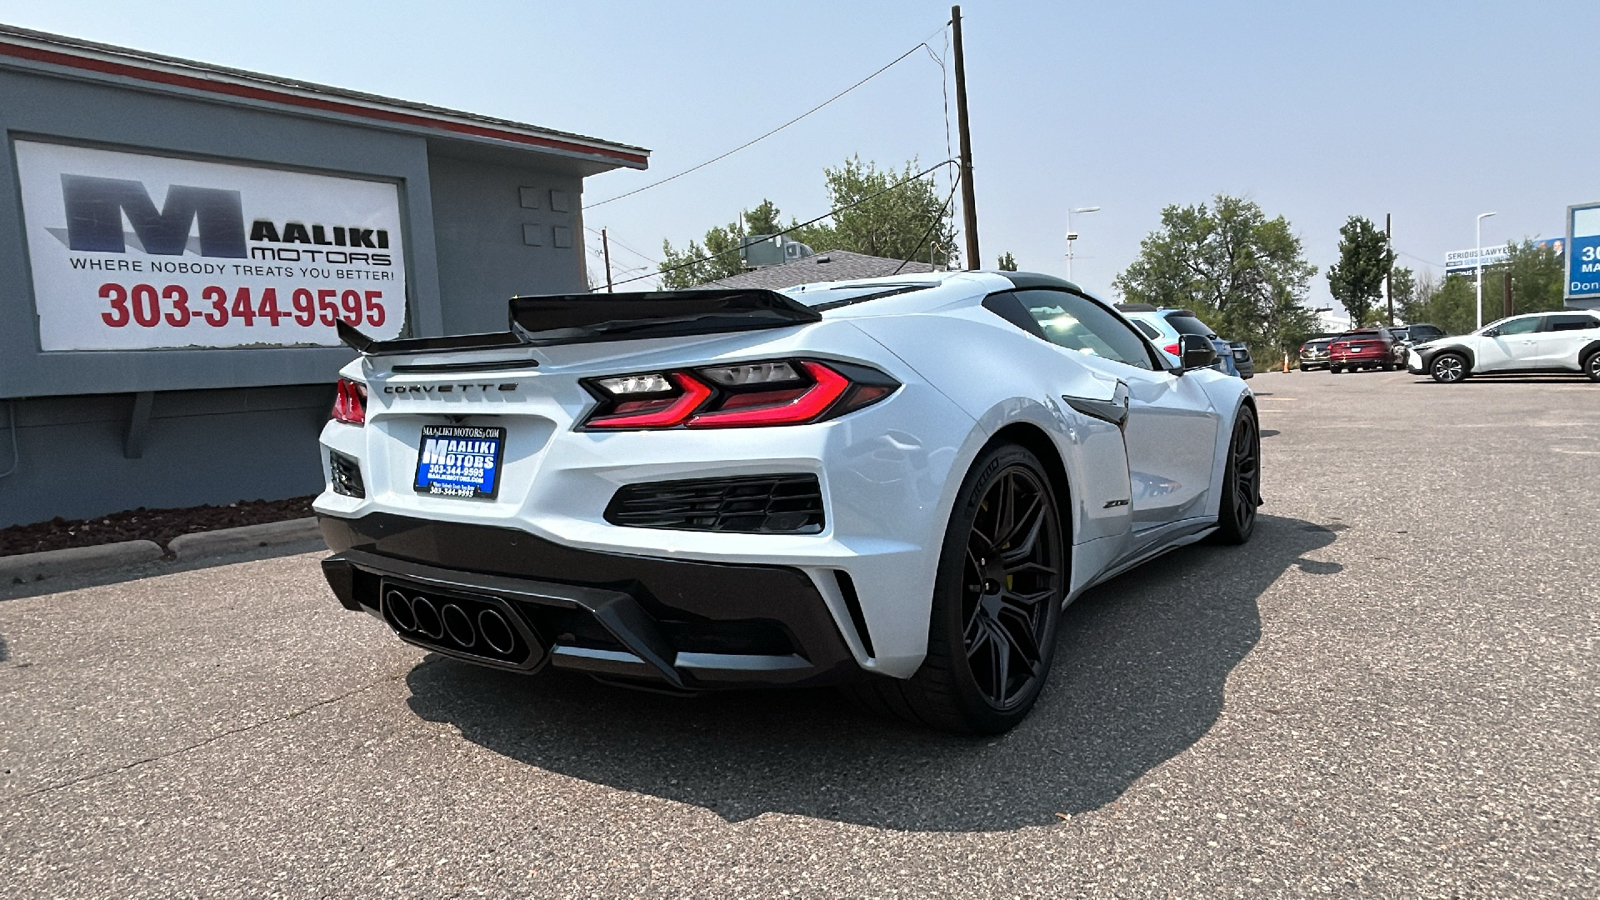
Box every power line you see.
[923,31,955,222]
[603,158,959,290]
[892,169,962,275]
[583,225,659,266]
[588,29,948,209]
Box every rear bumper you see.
[1329,353,1391,366]
[319,512,862,690]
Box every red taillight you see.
[331,378,366,425]
[688,361,849,428]
[586,372,712,429]
[580,359,896,430]
[1164,342,1181,356]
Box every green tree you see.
[1410,273,1478,335]
[1327,216,1395,328]
[996,251,1018,271]
[657,158,958,288]
[1503,238,1565,314]
[1113,193,1318,358]
[658,200,788,290]
[1390,265,1417,323]
[743,199,783,237]
[793,156,957,266]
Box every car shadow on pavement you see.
[404,514,1337,832]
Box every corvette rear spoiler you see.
[337,289,821,356]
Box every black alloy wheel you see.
[957,460,1062,713]
[1431,353,1467,384]
[1213,406,1260,545]
[850,443,1065,734]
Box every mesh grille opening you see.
[605,474,824,534]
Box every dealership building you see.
[0,25,648,528]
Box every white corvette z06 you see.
[315,272,1261,733]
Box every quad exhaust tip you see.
[381,584,530,665]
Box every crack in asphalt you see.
[1,665,427,804]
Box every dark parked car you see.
[1329,327,1405,373]
[1298,333,1340,371]
[1229,341,1254,379]
[1401,323,1445,345]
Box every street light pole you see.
[1475,211,1496,330]
[1065,205,1100,283]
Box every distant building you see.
[699,249,942,291]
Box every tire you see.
[1211,406,1260,545]
[1586,350,1600,383]
[1330,366,1342,375]
[1431,353,1468,384]
[852,443,1066,734]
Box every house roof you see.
[0,24,649,172]
[698,249,942,290]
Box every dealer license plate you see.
[414,425,506,499]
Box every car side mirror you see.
[1178,334,1217,372]
[1483,328,1500,338]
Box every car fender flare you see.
[1204,391,1258,521]
[1428,343,1476,372]
[962,399,1082,542]
[1579,340,1600,369]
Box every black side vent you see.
[605,474,824,534]
[330,451,365,498]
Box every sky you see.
[5,0,1594,311]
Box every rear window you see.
[1165,314,1216,338]
[1546,314,1600,332]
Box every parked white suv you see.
[1407,311,1600,383]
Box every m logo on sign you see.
[61,174,247,258]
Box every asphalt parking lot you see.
[3,368,1597,898]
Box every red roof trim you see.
[0,39,649,168]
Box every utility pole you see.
[601,227,614,293]
[1502,271,1513,319]
[952,5,979,270]
[1475,211,1496,330]
[1385,213,1394,325]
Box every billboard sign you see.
[1444,246,1510,272]
[1444,238,1565,275]
[15,140,407,351]
[1567,202,1600,305]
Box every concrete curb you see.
[168,517,324,561]
[1,540,165,584]
[1,517,325,585]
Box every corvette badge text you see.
[384,384,519,394]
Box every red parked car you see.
[1329,328,1405,374]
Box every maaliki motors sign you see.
[15,140,408,351]
[1568,202,1600,306]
